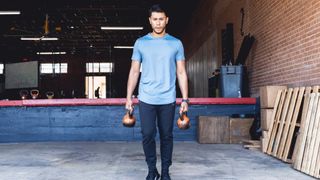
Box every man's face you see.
[149,12,168,35]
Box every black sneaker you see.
[146,169,160,180]
[160,171,171,180]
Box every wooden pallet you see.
[263,89,283,153]
[292,86,313,163]
[292,86,320,178]
[281,87,306,162]
[265,87,315,163]
[266,89,287,154]
[271,88,293,157]
[309,93,320,178]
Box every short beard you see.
[153,28,166,35]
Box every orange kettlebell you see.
[177,111,190,130]
[122,107,136,128]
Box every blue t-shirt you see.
[131,33,185,105]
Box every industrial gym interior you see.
[0,0,319,179]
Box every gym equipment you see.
[19,90,28,99]
[46,91,54,99]
[30,89,39,99]
[177,111,190,130]
[122,107,136,127]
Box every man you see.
[208,69,220,97]
[125,4,189,180]
[95,87,100,98]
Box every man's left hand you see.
[179,102,188,114]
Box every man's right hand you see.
[125,99,133,113]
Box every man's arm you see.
[176,60,189,113]
[126,60,141,112]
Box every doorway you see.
[85,76,106,99]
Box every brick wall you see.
[184,0,320,97]
[247,0,320,96]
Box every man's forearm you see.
[178,72,188,99]
[126,69,140,100]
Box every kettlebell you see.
[122,107,136,128]
[177,111,190,130]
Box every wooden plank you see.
[260,86,287,108]
[244,144,261,149]
[263,89,282,153]
[312,86,320,93]
[292,87,312,167]
[261,130,268,153]
[294,93,316,170]
[315,143,320,178]
[295,87,320,178]
[261,108,273,131]
[277,87,299,158]
[314,129,320,178]
[272,88,293,157]
[282,87,305,161]
[243,140,261,150]
[267,89,286,154]
[301,93,320,172]
[309,93,320,176]
[261,137,268,153]
[197,116,230,144]
[242,139,261,145]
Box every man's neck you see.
[151,31,166,38]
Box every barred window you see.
[40,63,68,74]
[86,62,113,73]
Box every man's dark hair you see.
[148,4,167,17]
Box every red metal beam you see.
[0,98,256,107]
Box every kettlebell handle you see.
[179,111,187,121]
[127,106,134,117]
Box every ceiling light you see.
[114,46,134,49]
[37,52,66,55]
[21,37,59,41]
[0,11,20,15]
[101,26,143,30]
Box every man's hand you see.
[125,99,134,113]
[179,102,188,114]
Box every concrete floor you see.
[0,142,315,180]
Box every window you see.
[40,63,53,74]
[0,64,4,74]
[40,63,68,74]
[86,62,113,73]
[60,63,68,73]
[100,63,113,73]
